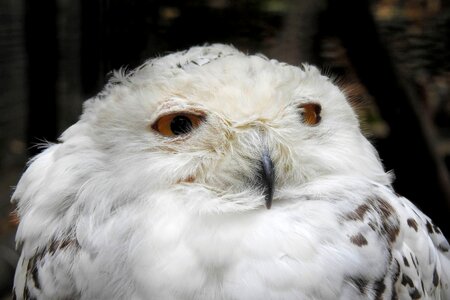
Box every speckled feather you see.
[12,44,450,299]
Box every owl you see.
[12,44,450,299]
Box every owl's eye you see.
[152,113,204,137]
[299,103,322,126]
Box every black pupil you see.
[170,115,193,135]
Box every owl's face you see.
[71,44,388,212]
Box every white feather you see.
[13,44,449,299]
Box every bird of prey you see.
[12,44,450,299]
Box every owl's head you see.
[51,44,389,213]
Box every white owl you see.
[12,44,450,299]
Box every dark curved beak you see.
[259,151,275,209]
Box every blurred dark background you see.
[1,0,449,297]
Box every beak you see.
[259,151,275,209]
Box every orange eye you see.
[299,103,322,126]
[152,113,204,137]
